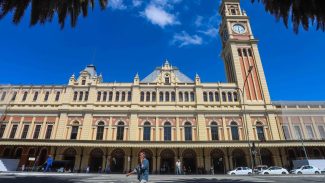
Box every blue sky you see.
[0,0,324,101]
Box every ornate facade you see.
[0,0,325,174]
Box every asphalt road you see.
[0,173,325,183]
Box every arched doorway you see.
[38,148,48,166]
[89,148,104,173]
[110,148,125,173]
[2,147,12,158]
[160,149,175,174]
[210,149,225,174]
[27,148,36,167]
[63,148,77,171]
[260,149,273,166]
[287,149,296,169]
[139,149,153,173]
[232,149,246,168]
[182,149,197,174]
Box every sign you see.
[28,157,36,161]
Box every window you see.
[215,92,220,102]
[243,49,247,57]
[96,122,105,140]
[165,92,170,102]
[97,92,102,101]
[248,49,253,57]
[146,92,151,102]
[115,92,120,102]
[1,91,6,101]
[231,8,236,15]
[238,49,242,57]
[222,92,227,102]
[116,122,125,141]
[121,92,126,101]
[184,122,192,141]
[108,92,113,101]
[164,122,172,141]
[165,76,170,84]
[79,91,83,101]
[128,91,132,101]
[84,91,89,101]
[103,92,107,101]
[70,125,79,140]
[306,125,315,139]
[256,122,265,141]
[21,125,29,139]
[179,92,183,102]
[140,92,145,102]
[233,92,238,102]
[294,126,303,139]
[81,80,86,85]
[171,92,176,102]
[44,91,49,101]
[282,126,291,140]
[45,125,53,139]
[211,122,219,140]
[33,91,38,101]
[9,125,18,139]
[33,125,41,139]
[209,92,214,102]
[228,92,233,102]
[152,92,156,102]
[143,122,151,141]
[159,92,164,102]
[190,92,195,101]
[55,91,60,101]
[203,92,208,102]
[22,91,28,101]
[73,91,78,101]
[230,121,239,140]
[184,92,189,102]
[318,126,325,139]
[0,125,6,138]
[11,91,17,101]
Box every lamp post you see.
[237,65,255,173]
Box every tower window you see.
[165,77,170,84]
[81,80,86,85]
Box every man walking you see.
[176,160,181,175]
[44,155,53,172]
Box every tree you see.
[251,0,325,33]
[0,0,108,29]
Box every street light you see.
[237,65,255,173]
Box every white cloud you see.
[108,0,127,10]
[132,0,142,7]
[142,5,179,28]
[172,31,203,47]
[195,16,203,27]
[198,27,218,37]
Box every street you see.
[0,173,325,183]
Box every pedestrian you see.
[126,162,142,182]
[43,155,53,172]
[21,164,25,172]
[86,166,90,173]
[176,159,181,175]
[210,166,214,175]
[139,151,149,183]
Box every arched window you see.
[184,122,192,141]
[44,91,49,101]
[171,92,176,102]
[209,92,214,102]
[164,122,172,141]
[243,49,248,57]
[256,122,265,141]
[230,121,239,140]
[11,91,17,101]
[55,91,60,101]
[103,92,107,101]
[184,92,189,102]
[211,122,219,140]
[96,122,105,140]
[165,92,170,102]
[73,91,78,101]
[121,92,126,101]
[127,91,132,101]
[146,92,151,102]
[140,92,145,102]
[33,91,38,101]
[233,92,238,102]
[248,49,253,57]
[79,91,83,101]
[143,122,151,141]
[22,91,28,101]
[238,49,242,57]
[203,92,208,102]
[0,91,6,101]
[152,92,156,102]
[222,92,227,102]
[97,92,101,101]
[190,92,195,101]
[159,92,164,102]
[70,122,79,140]
[115,91,120,102]
[179,92,183,102]
[215,92,220,102]
[84,91,89,101]
[228,92,233,102]
[109,92,113,101]
[116,122,125,141]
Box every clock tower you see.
[219,0,271,104]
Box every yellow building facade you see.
[0,0,325,174]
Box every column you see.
[55,113,68,139]
[197,114,207,141]
[128,114,138,141]
[80,113,92,140]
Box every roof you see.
[83,64,97,78]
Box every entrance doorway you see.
[232,149,246,168]
[211,149,225,174]
[182,149,197,174]
[63,148,77,171]
[89,148,104,173]
[110,149,125,173]
[160,149,175,174]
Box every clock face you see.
[232,24,246,34]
